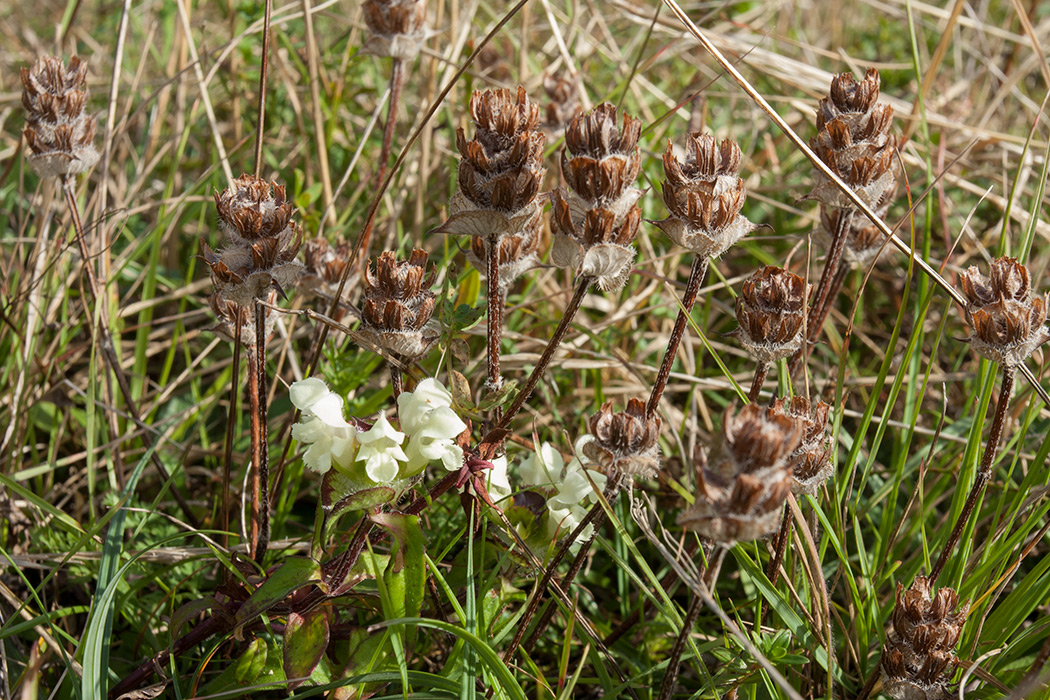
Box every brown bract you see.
[677,404,802,544]
[733,266,808,364]
[653,133,757,259]
[959,257,1050,367]
[21,55,99,178]
[881,576,968,700]
[581,398,661,479]
[362,0,427,59]
[808,68,897,209]
[770,397,833,495]
[466,212,543,295]
[201,175,304,311]
[550,103,643,291]
[359,249,438,359]
[432,86,546,290]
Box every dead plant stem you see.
[253,0,273,176]
[647,257,708,416]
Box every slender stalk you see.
[749,362,770,403]
[252,301,271,563]
[807,262,850,351]
[62,177,200,528]
[221,314,243,554]
[657,547,726,700]
[486,233,504,430]
[390,353,405,400]
[503,471,622,664]
[928,367,1015,585]
[495,276,592,431]
[253,0,273,176]
[647,257,708,416]
[788,209,854,381]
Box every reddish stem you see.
[647,257,709,416]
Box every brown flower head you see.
[733,266,808,364]
[21,55,99,178]
[433,87,547,288]
[466,210,543,294]
[959,257,1050,367]
[808,69,897,209]
[362,0,427,59]
[817,178,897,268]
[881,576,968,700]
[581,398,661,479]
[770,397,833,495]
[543,72,581,134]
[677,403,802,544]
[653,133,758,259]
[301,238,355,317]
[359,249,438,359]
[207,292,267,347]
[550,103,643,291]
[201,175,304,309]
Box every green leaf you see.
[234,557,322,629]
[284,610,330,690]
[170,597,217,639]
[235,637,269,684]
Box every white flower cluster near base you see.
[519,438,607,542]
[290,376,467,484]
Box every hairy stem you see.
[749,362,770,403]
[495,276,592,431]
[221,314,243,554]
[248,302,271,563]
[928,367,1015,585]
[390,353,404,401]
[486,232,504,430]
[647,257,709,416]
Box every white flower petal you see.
[310,393,350,428]
[289,377,330,411]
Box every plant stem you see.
[647,257,708,416]
[495,276,592,431]
[253,0,273,176]
[62,177,200,528]
[486,232,504,430]
[657,546,726,700]
[248,301,271,563]
[503,471,622,664]
[749,362,770,403]
[788,209,854,381]
[390,353,404,401]
[221,314,243,554]
[928,367,1015,586]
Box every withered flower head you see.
[301,238,355,316]
[208,292,266,347]
[21,55,99,179]
[677,404,802,544]
[817,179,897,268]
[359,249,438,359]
[433,87,547,286]
[581,398,661,479]
[466,210,543,294]
[733,266,808,364]
[770,397,833,495]
[543,72,581,134]
[808,68,897,209]
[959,257,1050,367]
[362,0,427,59]
[653,132,758,259]
[881,576,968,700]
[201,175,304,309]
[550,103,643,292]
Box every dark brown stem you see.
[749,362,770,403]
[503,471,622,664]
[221,314,243,553]
[247,303,270,564]
[495,276,592,431]
[253,0,273,176]
[390,354,404,401]
[647,257,709,416]
[62,177,200,528]
[356,58,405,273]
[928,367,1015,586]
[808,262,850,350]
[788,209,854,381]
[767,503,792,587]
[657,547,726,700]
[486,232,504,431]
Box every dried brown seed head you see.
[301,238,356,315]
[362,0,427,59]
[881,576,968,700]
[21,55,99,178]
[549,190,640,292]
[466,209,543,294]
[543,72,581,133]
[653,133,756,259]
[817,179,897,267]
[770,397,833,495]
[677,404,802,544]
[959,257,1050,367]
[359,249,439,359]
[581,398,661,479]
[733,266,808,364]
[560,103,642,207]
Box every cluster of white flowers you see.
[519,438,607,541]
[290,376,468,484]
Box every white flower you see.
[485,456,511,503]
[518,442,565,488]
[289,378,356,474]
[356,412,408,483]
[540,438,607,544]
[397,378,468,474]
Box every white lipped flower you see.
[527,438,607,544]
[485,456,512,503]
[397,378,468,474]
[290,377,357,474]
[519,442,565,488]
[356,412,409,484]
